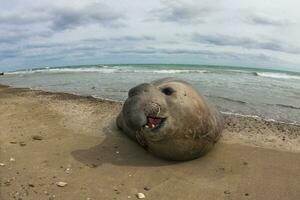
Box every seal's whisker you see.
[156,106,161,117]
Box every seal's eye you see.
[161,87,175,96]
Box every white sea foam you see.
[221,111,261,119]
[151,69,207,74]
[6,67,120,74]
[91,95,123,103]
[7,67,208,75]
[255,72,300,80]
[221,111,299,125]
[120,69,208,74]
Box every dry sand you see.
[0,85,300,200]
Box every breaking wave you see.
[254,72,300,80]
[6,67,208,75]
[221,111,299,125]
[6,67,119,74]
[209,95,300,110]
[272,103,300,110]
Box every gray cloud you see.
[25,42,64,49]
[0,27,53,44]
[25,44,269,62]
[112,36,155,42]
[0,2,125,52]
[151,0,214,24]
[22,35,155,54]
[0,11,49,25]
[83,36,155,44]
[192,34,300,54]
[105,47,267,59]
[247,14,291,26]
[0,2,124,32]
[48,3,124,30]
[1,0,300,71]
[0,49,20,61]
[23,53,66,61]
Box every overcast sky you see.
[1,0,300,71]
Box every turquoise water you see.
[1,64,300,124]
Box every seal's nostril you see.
[144,102,161,117]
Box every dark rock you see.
[32,135,43,140]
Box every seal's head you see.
[117,78,224,161]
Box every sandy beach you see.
[1,84,300,200]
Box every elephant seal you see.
[117,78,224,161]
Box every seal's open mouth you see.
[143,116,166,130]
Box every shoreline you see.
[1,83,299,127]
[1,84,300,199]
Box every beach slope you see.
[0,85,300,200]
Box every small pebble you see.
[32,135,43,140]
[49,195,55,200]
[65,168,71,174]
[19,142,26,146]
[144,187,150,191]
[0,163,5,166]
[4,180,11,186]
[136,193,145,199]
[10,158,15,162]
[219,167,225,171]
[56,181,67,187]
[224,190,231,194]
[28,183,35,187]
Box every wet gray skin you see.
[117,78,224,161]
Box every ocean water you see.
[1,64,300,125]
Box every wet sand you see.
[0,85,300,200]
